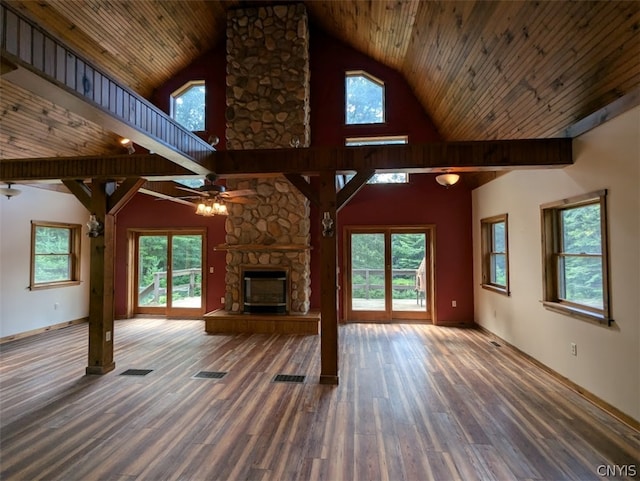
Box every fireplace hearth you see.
[243,269,288,314]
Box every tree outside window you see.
[481,214,509,295]
[345,71,384,125]
[171,81,205,131]
[30,221,81,288]
[541,190,611,324]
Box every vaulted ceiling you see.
[1,1,639,169]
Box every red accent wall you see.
[334,174,474,324]
[116,25,474,324]
[309,26,441,145]
[151,44,228,149]
[114,194,227,318]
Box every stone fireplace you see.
[223,4,311,315]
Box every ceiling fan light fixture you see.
[195,199,228,217]
[0,183,22,200]
[435,173,460,187]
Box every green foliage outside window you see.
[346,73,384,124]
[33,225,74,284]
[558,204,603,309]
[172,82,205,131]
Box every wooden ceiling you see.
[1,1,639,166]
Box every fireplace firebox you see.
[243,269,288,314]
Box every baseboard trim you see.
[0,317,88,344]
[475,324,639,432]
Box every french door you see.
[132,230,205,317]
[345,226,434,322]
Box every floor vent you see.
[489,341,502,347]
[272,374,305,384]
[120,369,153,376]
[193,371,227,379]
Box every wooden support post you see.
[318,170,339,384]
[85,179,116,374]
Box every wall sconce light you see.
[289,136,300,148]
[86,214,104,237]
[120,138,135,154]
[208,135,220,147]
[322,211,334,237]
[0,183,22,200]
[435,172,460,188]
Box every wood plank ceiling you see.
[1,1,639,166]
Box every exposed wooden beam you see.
[1,3,214,174]
[0,154,199,181]
[212,139,573,176]
[284,174,319,206]
[108,178,146,215]
[61,179,92,211]
[318,169,339,385]
[336,169,375,211]
[2,139,572,183]
[561,87,640,139]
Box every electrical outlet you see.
[209,267,214,274]
[106,331,112,342]
[220,297,225,304]
[570,342,577,356]
[452,300,457,308]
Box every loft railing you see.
[0,3,213,170]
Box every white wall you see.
[0,186,90,338]
[472,106,640,421]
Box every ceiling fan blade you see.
[221,189,256,198]
[175,186,207,197]
[225,197,256,204]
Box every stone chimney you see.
[224,4,311,314]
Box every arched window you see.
[171,80,205,131]
[345,71,385,125]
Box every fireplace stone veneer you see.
[223,3,311,316]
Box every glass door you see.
[346,227,433,322]
[134,231,205,316]
[349,231,388,320]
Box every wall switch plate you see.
[106,331,112,342]
[570,342,577,356]
[209,267,214,274]
[221,297,225,304]
[452,300,457,307]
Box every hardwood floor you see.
[0,319,638,481]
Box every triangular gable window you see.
[171,80,205,131]
[345,71,384,125]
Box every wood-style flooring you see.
[1,319,638,481]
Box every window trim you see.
[345,70,385,125]
[480,214,510,296]
[30,221,82,290]
[170,80,205,132]
[540,190,612,325]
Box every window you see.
[345,71,384,125]
[345,136,408,184]
[171,80,205,131]
[541,190,611,324]
[30,221,81,289]
[481,214,509,295]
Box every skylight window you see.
[171,80,205,131]
[345,71,384,125]
[345,136,408,184]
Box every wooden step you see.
[204,309,320,335]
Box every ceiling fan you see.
[175,173,256,206]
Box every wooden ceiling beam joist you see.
[336,169,375,212]
[1,3,214,174]
[0,154,197,181]
[213,139,573,177]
